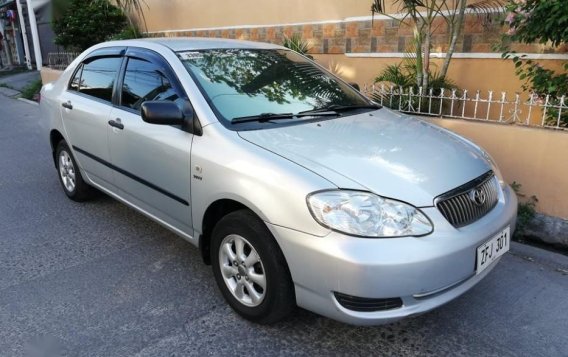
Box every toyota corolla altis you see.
[40,38,517,325]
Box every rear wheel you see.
[211,209,295,324]
[55,141,94,201]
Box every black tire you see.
[211,209,295,324]
[55,141,94,202]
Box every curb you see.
[17,97,39,106]
[0,86,21,97]
[525,213,568,248]
[510,241,568,274]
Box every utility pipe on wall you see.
[26,0,42,70]
[15,0,32,69]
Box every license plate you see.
[476,226,510,275]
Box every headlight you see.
[307,190,433,237]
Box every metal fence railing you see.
[363,84,568,130]
[47,52,78,70]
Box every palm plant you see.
[370,0,504,88]
[373,57,459,114]
[114,0,148,32]
[282,34,313,59]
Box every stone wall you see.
[148,14,568,56]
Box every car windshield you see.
[178,49,373,126]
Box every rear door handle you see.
[108,119,124,130]
[61,101,73,110]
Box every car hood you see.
[238,109,491,207]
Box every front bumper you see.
[268,185,517,325]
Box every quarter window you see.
[69,64,83,91]
[121,58,180,111]
[77,57,122,102]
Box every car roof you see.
[105,37,286,52]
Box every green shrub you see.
[511,181,538,238]
[20,79,43,101]
[503,0,568,127]
[110,26,143,40]
[53,0,128,52]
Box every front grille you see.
[436,171,499,228]
[334,292,403,312]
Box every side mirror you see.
[141,100,202,135]
[349,82,360,91]
[141,101,185,126]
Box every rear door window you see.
[77,57,122,102]
[121,58,180,111]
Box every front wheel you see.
[211,209,295,324]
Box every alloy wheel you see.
[59,150,76,193]
[218,234,267,307]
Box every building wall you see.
[0,1,25,66]
[428,118,568,219]
[140,0,567,93]
[40,66,60,83]
[140,0,492,32]
[312,55,567,95]
[141,0,377,31]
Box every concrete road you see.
[1,94,567,357]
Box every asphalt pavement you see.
[1,93,567,356]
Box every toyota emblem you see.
[469,187,487,206]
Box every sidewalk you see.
[0,71,41,96]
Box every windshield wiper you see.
[231,112,294,124]
[299,103,382,115]
[231,111,338,124]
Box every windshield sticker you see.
[179,51,204,60]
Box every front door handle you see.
[61,101,73,110]
[108,119,124,130]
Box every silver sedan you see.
[40,38,517,325]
